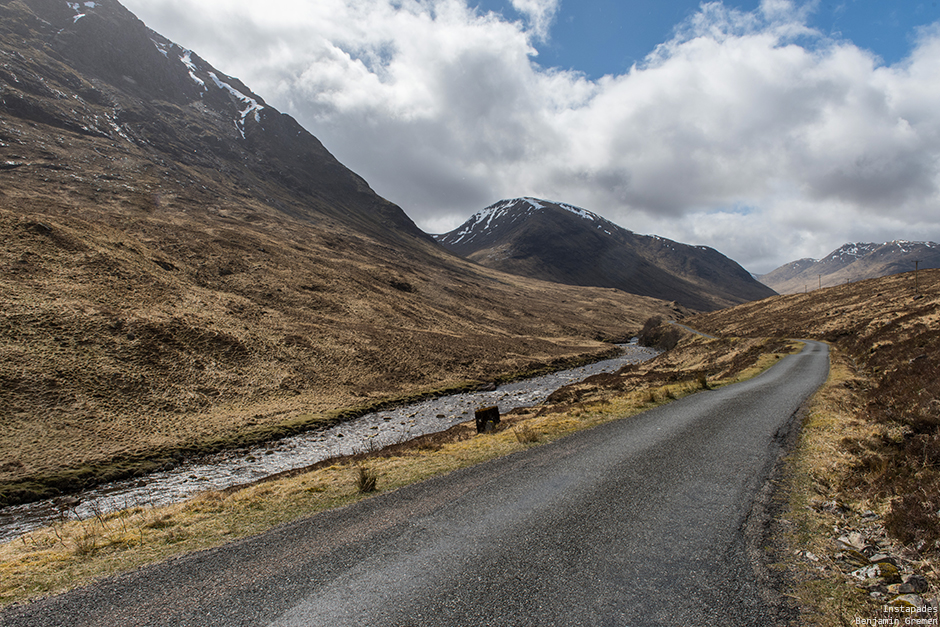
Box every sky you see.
[120,0,940,273]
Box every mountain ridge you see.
[436,197,777,311]
[759,240,939,293]
[1,0,425,242]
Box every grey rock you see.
[889,594,926,608]
[903,574,930,594]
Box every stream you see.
[0,342,658,543]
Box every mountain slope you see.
[436,198,776,311]
[0,0,423,241]
[0,0,680,504]
[759,241,940,294]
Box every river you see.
[0,342,658,543]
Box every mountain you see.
[435,198,777,311]
[759,241,940,294]
[0,0,422,241]
[0,0,681,504]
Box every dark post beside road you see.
[474,405,500,433]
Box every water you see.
[0,343,658,542]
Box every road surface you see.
[0,341,829,627]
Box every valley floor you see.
[0,332,795,611]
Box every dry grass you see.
[0,332,793,609]
[0,196,678,505]
[354,465,379,494]
[513,424,541,444]
[776,349,880,625]
[0,28,680,505]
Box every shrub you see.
[355,465,378,494]
[884,493,940,548]
[638,316,686,350]
[514,425,540,444]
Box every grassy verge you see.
[777,346,940,625]
[774,347,878,624]
[0,335,798,609]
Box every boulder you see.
[876,562,902,584]
[888,594,926,608]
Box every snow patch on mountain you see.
[887,240,937,253]
[208,72,264,138]
[66,1,97,23]
[180,51,207,91]
[558,202,595,222]
[824,242,879,262]
[152,39,169,58]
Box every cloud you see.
[122,0,940,273]
[509,0,560,40]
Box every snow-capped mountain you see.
[436,198,777,311]
[759,241,940,294]
[439,198,623,250]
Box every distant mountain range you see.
[435,198,777,311]
[759,241,939,294]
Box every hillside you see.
[435,198,776,311]
[0,0,680,504]
[759,240,940,294]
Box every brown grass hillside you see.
[0,196,679,506]
[0,0,686,506]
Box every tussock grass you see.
[0,334,796,608]
[354,465,379,494]
[513,424,541,444]
[697,372,710,390]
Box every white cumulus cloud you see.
[122,0,940,273]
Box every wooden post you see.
[475,406,500,433]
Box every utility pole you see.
[914,260,920,294]
[818,274,821,290]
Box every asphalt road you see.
[1,341,829,627]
